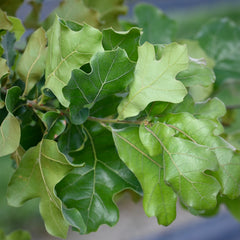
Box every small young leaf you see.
[41,112,66,140]
[102,27,141,61]
[63,48,135,121]
[56,126,142,233]
[0,114,20,157]
[112,126,177,226]
[8,16,25,41]
[135,3,176,44]
[44,17,103,107]
[118,42,188,119]
[16,28,47,96]
[7,139,83,238]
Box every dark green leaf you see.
[102,28,141,61]
[58,124,87,154]
[63,48,135,117]
[5,86,22,114]
[41,112,66,139]
[0,0,24,16]
[135,3,176,44]
[56,125,142,233]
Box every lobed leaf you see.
[44,17,103,107]
[102,27,141,61]
[118,42,188,119]
[63,48,135,123]
[135,3,176,44]
[112,127,177,226]
[140,122,221,210]
[56,125,142,233]
[7,139,83,238]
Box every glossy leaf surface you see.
[56,126,142,233]
[112,127,177,225]
[64,48,135,122]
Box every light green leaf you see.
[7,139,83,238]
[63,48,135,122]
[177,61,215,88]
[135,3,176,44]
[0,58,10,81]
[0,9,12,30]
[102,27,141,61]
[8,16,25,41]
[140,122,220,210]
[159,112,240,199]
[223,196,240,221]
[118,42,188,119]
[194,98,226,120]
[44,17,103,107]
[56,125,142,233]
[112,127,177,225]
[196,18,240,85]
[16,28,47,96]
[0,114,20,157]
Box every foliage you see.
[0,1,240,239]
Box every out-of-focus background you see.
[1,0,240,239]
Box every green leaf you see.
[8,16,25,41]
[83,0,127,29]
[112,127,177,225]
[5,86,22,114]
[140,122,220,210]
[63,48,135,122]
[0,9,12,30]
[7,139,83,238]
[2,32,16,67]
[58,124,87,154]
[44,17,103,107]
[135,3,176,44]
[159,112,240,199]
[56,125,142,233]
[41,112,66,140]
[117,42,188,119]
[42,0,99,30]
[223,196,240,221]
[0,58,10,81]
[196,18,240,85]
[0,113,20,157]
[102,27,141,62]
[16,28,47,96]
[177,61,215,88]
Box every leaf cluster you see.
[0,1,240,239]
